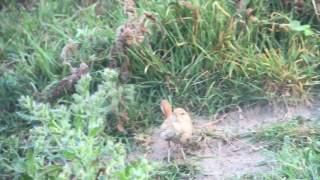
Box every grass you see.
[254,117,320,150]
[154,161,199,179]
[251,118,320,179]
[130,0,320,113]
[0,0,320,179]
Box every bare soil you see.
[130,103,320,179]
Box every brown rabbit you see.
[159,99,193,161]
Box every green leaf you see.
[39,165,62,177]
[62,150,77,160]
[304,29,314,36]
[89,127,103,137]
[288,20,314,36]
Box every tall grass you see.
[1,0,319,122]
[128,0,320,114]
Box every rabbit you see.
[159,99,193,161]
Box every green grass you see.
[0,0,320,179]
[153,161,199,179]
[130,0,320,113]
[250,118,320,179]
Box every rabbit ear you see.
[160,105,165,114]
[160,99,172,118]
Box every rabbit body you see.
[160,100,193,144]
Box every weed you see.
[1,69,153,179]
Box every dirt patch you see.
[193,139,272,179]
[129,103,320,179]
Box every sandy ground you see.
[130,102,320,179]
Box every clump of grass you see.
[153,161,198,180]
[252,118,320,179]
[254,118,320,150]
[270,142,320,179]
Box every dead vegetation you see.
[313,0,320,19]
[108,0,156,83]
[106,0,156,133]
[43,62,89,102]
[59,40,79,70]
